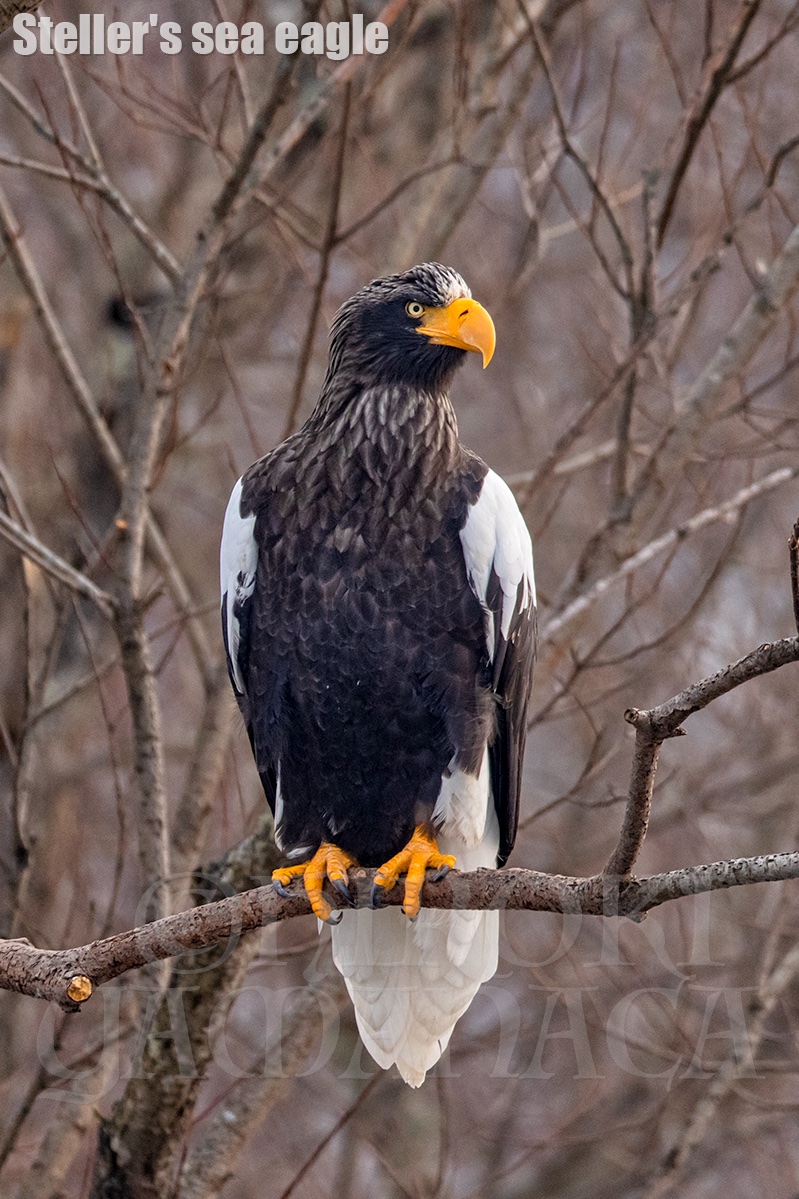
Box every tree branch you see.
[642,937,799,1198]
[789,518,799,635]
[605,635,799,875]
[2,618,799,1014]
[541,466,799,644]
[0,178,214,679]
[3,850,799,1013]
[0,1,39,36]
[655,0,762,248]
[0,509,116,619]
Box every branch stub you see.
[66,974,93,1004]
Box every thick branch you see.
[114,602,170,921]
[3,853,799,1011]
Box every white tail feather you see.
[331,774,500,1087]
[331,907,498,1087]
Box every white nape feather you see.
[220,476,257,694]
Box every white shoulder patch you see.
[220,476,257,695]
[459,469,535,659]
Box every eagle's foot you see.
[370,825,456,920]
[272,843,357,923]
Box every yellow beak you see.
[416,297,496,368]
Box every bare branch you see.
[282,83,351,440]
[604,635,799,878]
[0,509,116,619]
[0,1,39,36]
[4,850,799,1012]
[542,465,799,644]
[0,71,181,284]
[113,601,170,923]
[656,0,763,248]
[789,518,799,635]
[0,179,214,676]
[642,938,799,1198]
[604,710,663,879]
[176,979,350,1199]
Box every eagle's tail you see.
[330,905,499,1087]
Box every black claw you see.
[430,864,452,883]
[325,909,343,925]
[272,879,294,899]
[370,883,387,910]
[332,877,354,905]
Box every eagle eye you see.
[405,301,425,318]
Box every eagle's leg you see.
[272,843,357,923]
[370,824,456,921]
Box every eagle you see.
[220,263,535,1086]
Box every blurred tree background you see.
[2,0,799,1196]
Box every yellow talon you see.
[272,842,357,922]
[372,825,456,920]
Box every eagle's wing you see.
[460,468,536,865]
[220,475,278,811]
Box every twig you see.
[641,938,799,1198]
[0,178,214,677]
[789,519,799,635]
[282,83,351,440]
[541,465,799,644]
[0,70,181,284]
[276,1074,380,1199]
[655,0,762,248]
[0,1,39,36]
[176,979,351,1199]
[506,439,619,486]
[0,509,116,619]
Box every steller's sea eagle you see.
[221,263,535,1086]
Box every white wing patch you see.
[459,468,535,660]
[220,475,257,695]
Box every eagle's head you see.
[325,262,496,395]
